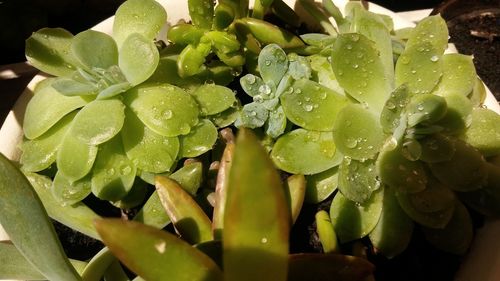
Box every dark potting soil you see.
[447,10,500,100]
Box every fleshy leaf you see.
[121,109,179,173]
[331,33,391,112]
[188,0,214,29]
[119,33,160,86]
[91,136,136,201]
[223,128,289,281]
[124,84,200,137]
[20,111,75,172]
[258,43,288,86]
[333,104,385,161]
[24,78,89,139]
[271,129,338,175]
[0,155,81,281]
[57,132,98,182]
[52,172,92,205]
[112,0,167,47]
[179,119,218,158]
[460,108,500,157]
[330,188,384,243]
[338,157,381,204]
[432,54,476,97]
[280,79,349,131]
[368,188,414,259]
[212,142,235,239]
[25,173,101,240]
[25,28,79,76]
[72,30,118,69]
[156,176,213,244]
[190,84,237,116]
[135,162,204,228]
[305,166,340,204]
[70,99,125,146]
[94,219,223,281]
[285,174,306,224]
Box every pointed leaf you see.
[95,219,223,281]
[25,172,101,240]
[223,128,289,281]
[212,142,235,239]
[285,174,306,224]
[156,176,213,244]
[0,155,81,281]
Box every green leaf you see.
[435,93,473,134]
[0,155,81,281]
[20,111,75,172]
[271,129,338,175]
[330,188,384,243]
[52,172,92,205]
[419,134,456,163]
[212,142,235,239]
[81,247,116,281]
[57,132,98,182]
[121,109,179,173]
[281,79,349,131]
[224,128,289,281]
[72,30,118,70]
[70,99,125,146]
[458,163,500,217]
[315,210,339,253]
[26,173,101,240]
[134,162,204,229]
[266,105,287,138]
[258,43,288,86]
[188,0,214,29]
[156,176,213,244]
[119,33,160,86]
[405,15,449,55]
[338,157,381,204]
[395,42,443,95]
[331,33,391,112]
[234,18,305,49]
[52,78,98,96]
[236,102,269,128]
[91,136,136,202]
[112,0,167,47]
[333,104,385,161]
[406,93,447,127]
[368,187,414,259]
[179,119,218,158]
[95,219,223,281]
[432,54,476,97]
[190,84,237,116]
[305,166,340,204]
[376,144,427,193]
[460,108,500,157]
[25,28,79,76]
[124,84,200,137]
[23,78,89,139]
[428,138,487,192]
[285,174,306,224]
[380,84,412,133]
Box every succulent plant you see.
[1,0,500,280]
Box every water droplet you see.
[346,44,353,50]
[155,240,166,253]
[162,110,173,119]
[106,168,115,176]
[120,165,132,175]
[430,55,439,62]
[261,237,268,244]
[345,138,358,148]
[352,64,359,69]
[386,101,396,109]
[303,104,313,112]
[400,56,410,65]
[265,60,271,66]
[250,111,257,116]
[351,34,360,42]
[320,92,327,100]
[411,70,417,74]
[417,104,424,111]
[246,75,256,84]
